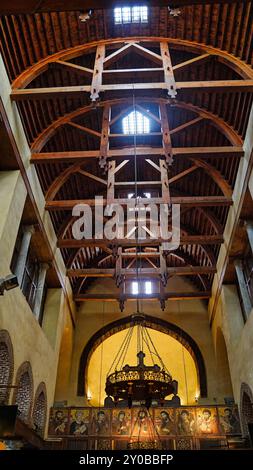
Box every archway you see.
[215,328,233,398]
[87,327,199,407]
[0,330,14,405]
[32,383,47,436]
[240,383,253,437]
[78,315,207,398]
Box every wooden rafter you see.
[11,80,253,100]
[46,196,232,211]
[74,292,212,302]
[67,266,217,278]
[31,147,243,163]
[57,235,224,248]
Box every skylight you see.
[123,111,150,135]
[131,281,152,295]
[114,6,148,24]
[145,281,152,294]
[132,281,139,295]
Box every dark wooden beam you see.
[74,291,211,302]
[0,1,245,15]
[67,266,217,277]
[11,81,253,100]
[46,196,232,211]
[58,235,224,249]
[31,146,244,163]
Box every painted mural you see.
[48,405,241,439]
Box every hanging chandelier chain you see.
[107,326,133,376]
[144,326,169,373]
[132,84,141,315]
[119,326,134,370]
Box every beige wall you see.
[0,54,76,435]
[0,169,70,433]
[55,277,230,408]
[211,285,253,406]
[209,102,253,411]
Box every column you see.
[245,220,253,254]
[34,263,49,320]
[234,259,252,318]
[15,225,34,286]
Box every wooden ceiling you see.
[0,1,246,15]
[0,2,252,308]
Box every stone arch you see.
[12,361,34,423]
[215,327,233,398]
[0,330,14,405]
[240,383,253,437]
[32,382,47,436]
[78,315,207,398]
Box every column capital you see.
[40,262,50,272]
[22,225,35,236]
[233,258,243,268]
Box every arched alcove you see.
[78,315,207,399]
[87,327,199,407]
[240,383,253,437]
[215,328,233,398]
[13,362,33,423]
[0,330,14,405]
[32,382,47,436]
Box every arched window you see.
[13,362,33,422]
[33,383,47,436]
[122,111,150,135]
[0,330,14,405]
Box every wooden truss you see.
[11,37,251,308]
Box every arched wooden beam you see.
[195,207,223,235]
[189,157,232,198]
[77,314,208,397]
[45,161,82,201]
[12,37,253,90]
[31,97,242,153]
[168,251,209,291]
[172,101,243,146]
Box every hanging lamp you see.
[105,86,178,409]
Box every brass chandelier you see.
[105,314,178,409]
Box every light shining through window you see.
[123,111,150,135]
[132,281,139,294]
[114,6,148,24]
[131,281,152,294]
[145,281,152,294]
